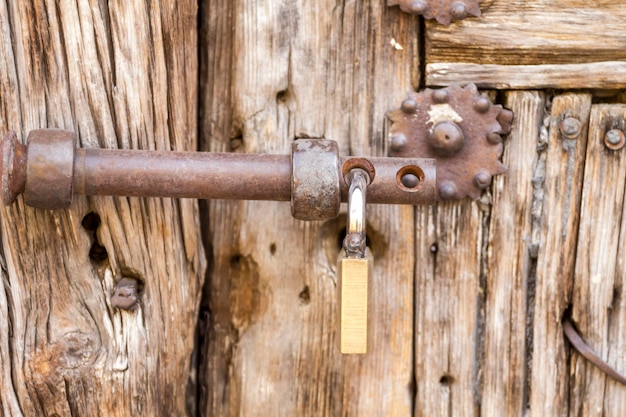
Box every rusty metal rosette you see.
[388,83,513,200]
[388,0,482,25]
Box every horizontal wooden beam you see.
[426,61,626,89]
[426,1,626,66]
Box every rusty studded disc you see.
[388,0,482,25]
[388,83,513,200]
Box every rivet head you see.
[390,133,408,151]
[401,98,418,113]
[409,0,428,13]
[432,89,449,104]
[450,2,468,20]
[474,171,492,189]
[486,132,502,144]
[604,129,626,150]
[428,121,465,157]
[474,97,491,114]
[439,182,458,200]
[111,277,142,310]
[559,117,581,139]
[401,173,420,189]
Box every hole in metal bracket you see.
[396,165,425,192]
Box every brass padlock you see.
[338,168,372,354]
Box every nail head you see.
[401,173,420,189]
[401,99,418,113]
[432,89,449,104]
[605,129,625,150]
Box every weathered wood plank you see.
[568,104,626,417]
[200,1,419,416]
[0,1,205,416]
[480,91,545,416]
[426,1,626,66]
[529,93,592,417]
[414,200,484,417]
[426,62,626,90]
[424,0,626,89]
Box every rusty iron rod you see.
[1,130,436,211]
[74,148,292,201]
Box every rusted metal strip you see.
[562,315,626,385]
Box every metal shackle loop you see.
[343,168,370,259]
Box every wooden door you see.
[0,1,205,416]
[2,1,626,416]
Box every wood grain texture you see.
[569,104,626,416]
[0,1,205,416]
[426,1,626,66]
[424,1,626,89]
[529,93,592,417]
[414,200,484,417]
[480,91,545,416]
[199,1,419,416]
[426,62,626,90]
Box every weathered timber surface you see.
[529,94,592,417]
[427,0,626,65]
[425,0,626,88]
[480,91,545,416]
[0,1,205,416]
[414,200,484,417]
[199,1,419,416]
[426,62,626,90]
[569,104,626,417]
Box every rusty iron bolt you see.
[390,133,408,152]
[401,173,420,189]
[559,117,582,140]
[401,99,418,114]
[451,2,468,20]
[428,121,465,157]
[0,130,437,210]
[438,181,459,200]
[408,0,427,14]
[473,171,492,190]
[432,89,449,104]
[110,277,142,310]
[604,129,626,151]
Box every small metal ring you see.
[342,158,375,185]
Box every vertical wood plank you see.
[414,200,483,417]
[568,104,626,416]
[0,1,205,416]
[529,93,592,417]
[200,1,419,415]
[481,91,545,416]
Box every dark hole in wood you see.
[276,89,288,103]
[89,243,109,263]
[439,375,454,386]
[230,254,242,267]
[81,212,108,263]
[430,243,438,253]
[299,285,311,304]
[269,243,277,256]
[81,212,101,231]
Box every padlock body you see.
[338,251,372,354]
